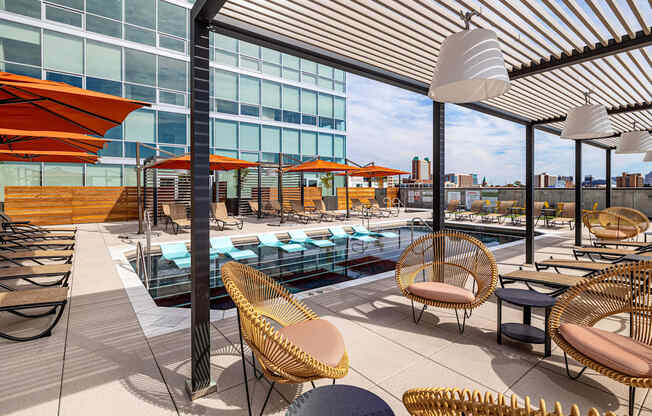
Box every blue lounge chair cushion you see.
[227,249,258,260]
[280,243,305,252]
[160,242,188,260]
[310,239,335,247]
[210,237,258,261]
[288,230,335,248]
[352,225,398,239]
[353,235,376,243]
[329,226,350,240]
[258,233,305,252]
[173,257,191,268]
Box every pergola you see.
[186,0,652,399]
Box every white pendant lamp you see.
[561,91,613,139]
[644,151,652,162]
[428,11,510,103]
[616,122,652,154]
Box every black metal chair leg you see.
[237,312,253,416]
[259,381,275,416]
[563,352,587,380]
[629,386,636,416]
[411,300,426,324]
[310,381,316,389]
[455,309,467,334]
[332,379,336,385]
[0,303,66,342]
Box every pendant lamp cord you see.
[459,10,480,30]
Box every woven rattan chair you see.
[402,387,615,416]
[395,232,498,333]
[549,261,652,416]
[605,207,650,235]
[550,202,576,229]
[221,262,349,415]
[583,210,640,242]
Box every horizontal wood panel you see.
[336,187,376,210]
[5,186,139,225]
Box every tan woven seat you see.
[484,200,516,224]
[0,287,68,342]
[550,261,652,416]
[583,209,641,242]
[211,202,243,230]
[221,261,349,415]
[402,387,615,416]
[395,232,498,333]
[549,202,576,229]
[0,287,67,308]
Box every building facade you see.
[616,172,643,188]
[0,0,347,198]
[535,172,557,188]
[410,156,431,183]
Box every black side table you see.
[495,288,556,357]
[286,384,394,416]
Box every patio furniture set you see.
[446,199,576,229]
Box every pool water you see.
[132,226,522,310]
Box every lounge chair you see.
[211,202,243,231]
[352,225,398,238]
[0,212,77,234]
[549,202,575,229]
[349,199,367,217]
[221,262,348,415]
[395,232,498,333]
[0,286,68,342]
[313,199,342,221]
[289,200,320,224]
[161,203,190,234]
[512,201,546,226]
[0,236,75,250]
[455,199,484,221]
[0,264,72,290]
[329,226,376,243]
[444,200,459,219]
[0,228,75,241]
[248,201,262,217]
[288,230,335,248]
[484,200,515,224]
[499,269,585,297]
[594,240,652,249]
[257,232,305,252]
[210,237,257,260]
[550,261,652,416]
[402,386,613,416]
[160,242,219,268]
[367,200,392,217]
[0,248,74,267]
[535,258,622,275]
[573,245,652,261]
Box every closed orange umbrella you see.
[147,154,259,171]
[345,165,409,177]
[283,159,358,173]
[0,149,98,164]
[0,71,148,136]
[0,128,108,154]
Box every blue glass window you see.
[160,146,185,156]
[216,99,238,115]
[125,142,156,159]
[283,111,301,124]
[302,115,317,126]
[240,104,259,117]
[158,112,187,145]
[104,125,122,140]
[262,107,282,121]
[125,84,156,103]
[99,140,123,157]
[46,72,82,88]
[86,77,122,96]
[319,117,334,129]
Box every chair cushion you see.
[592,228,630,240]
[277,319,345,367]
[407,281,475,304]
[560,323,652,377]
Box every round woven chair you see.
[221,262,349,415]
[395,232,498,333]
[402,387,614,416]
[549,261,652,416]
[605,207,649,235]
[582,210,641,242]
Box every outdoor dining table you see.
[286,384,395,415]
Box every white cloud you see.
[346,74,651,185]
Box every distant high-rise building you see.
[471,174,479,185]
[535,172,557,188]
[408,156,432,184]
[584,175,594,186]
[645,171,652,186]
[442,172,475,187]
[616,172,643,188]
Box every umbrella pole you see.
[300,172,305,208]
[136,144,143,234]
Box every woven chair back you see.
[170,204,188,220]
[605,207,649,234]
[558,202,575,218]
[402,387,614,416]
[470,200,484,212]
[496,200,516,214]
[447,200,459,211]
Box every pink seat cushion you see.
[277,319,345,367]
[560,323,652,377]
[407,281,475,304]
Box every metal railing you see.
[410,217,433,242]
[136,209,153,291]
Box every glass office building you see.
[0,0,347,197]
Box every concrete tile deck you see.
[0,214,645,415]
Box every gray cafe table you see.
[286,384,395,416]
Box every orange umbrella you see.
[283,159,359,173]
[0,128,108,154]
[0,149,98,164]
[344,165,409,177]
[0,71,148,136]
[147,154,259,171]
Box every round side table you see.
[495,288,556,357]
[286,384,394,416]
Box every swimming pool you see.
[131,225,522,310]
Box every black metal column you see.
[257,160,262,219]
[345,172,350,218]
[236,169,242,216]
[605,148,612,208]
[186,14,215,400]
[575,141,582,246]
[300,172,305,207]
[525,124,534,265]
[433,102,445,232]
[278,153,284,223]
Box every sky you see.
[345,74,650,186]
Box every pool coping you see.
[110,220,554,339]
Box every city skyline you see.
[346,74,650,186]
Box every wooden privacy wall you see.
[267,186,323,210]
[386,188,399,206]
[4,186,139,225]
[336,187,376,210]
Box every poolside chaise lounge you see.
[402,386,612,416]
[455,199,485,221]
[313,199,342,221]
[484,200,516,223]
[0,248,74,267]
[0,264,72,290]
[0,228,75,240]
[550,261,652,416]
[257,232,305,252]
[573,245,652,261]
[0,212,77,234]
[211,202,243,231]
[161,203,191,234]
[368,199,393,217]
[512,201,547,226]
[160,242,219,268]
[349,199,366,216]
[210,237,257,260]
[352,225,398,238]
[0,286,69,342]
[444,200,459,219]
[288,230,335,248]
[289,200,320,224]
[395,232,498,334]
[549,202,576,229]
[0,236,75,250]
[535,258,622,274]
[329,226,376,242]
[499,269,585,297]
[221,262,348,415]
